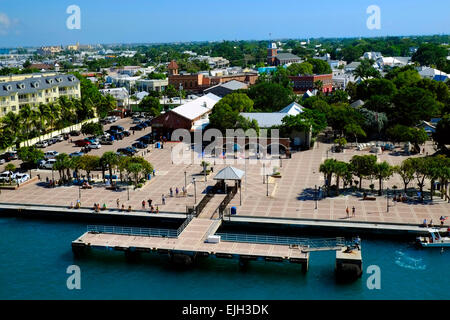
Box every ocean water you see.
[0,217,449,300]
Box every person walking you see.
[176,187,179,197]
[170,187,173,197]
[162,194,166,205]
[352,206,356,217]
[148,199,152,207]
[346,207,349,218]
[142,200,146,209]
[116,198,120,209]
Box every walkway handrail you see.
[176,214,193,236]
[87,225,177,238]
[216,233,346,248]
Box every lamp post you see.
[266,174,269,197]
[193,178,197,204]
[315,184,318,209]
[263,163,266,184]
[184,171,187,190]
[386,187,389,213]
[78,185,81,200]
[127,175,130,201]
[51,167,55,187]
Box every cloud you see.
[0,12,14,35]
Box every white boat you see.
[417,228,450,248]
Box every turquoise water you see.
[0,217,449,300]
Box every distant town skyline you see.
[0,0,449,48]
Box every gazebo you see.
[213,166,245,205]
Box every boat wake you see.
[394,251,426,270]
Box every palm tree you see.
[101,151,120,186]
[38,103,52,138]
[19,104,32,145]
[313,80,323,95]
[29,109,41,139]
[319,159,336,196]
[58,96,75,129]
[1,112,21,147]
[54,153,71,182]
[48,102,61,133]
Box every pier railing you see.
[176,214,193,237]
[216,233,346,249]
[87,225,178,238]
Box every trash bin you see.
[231,206,237,215]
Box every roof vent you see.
[16,83,25,89]
[3,84,12,91]
[31,81,40,88]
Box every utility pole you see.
[315,184,318,210]
[193,178,197,205]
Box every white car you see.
[41,159,57,169]
[14,173,30,184]
[35,141,49,148]
[88,142,101,149]
[0,171,15,183]
[0,158,5,165]
[44,151,59,159]
[55,135,64,142]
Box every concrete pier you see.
[335,247,363,280]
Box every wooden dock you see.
[72,217,310,270]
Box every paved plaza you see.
[1,124,449,226]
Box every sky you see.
[0,0,449,47]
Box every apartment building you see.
[0,74,80,117]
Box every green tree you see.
[373,161,393,196]
[350,155,377,191]
[433,114,450,153]
[354,59,381,80]
[5,163,16,184]
[139,96,162,116]
[247,82,296,112]
[79,155,100,181]
[319,158,336,196]
[101,151,120,186]
[412,43,447,68]
[307,58,332,74]
[287,62,314,76]
[81,122,103,136]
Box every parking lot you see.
[1,116,153,175]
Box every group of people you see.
[169,186,186,198]
[93,203,107,212]
[345,206,356,218]
[393,193,408,202]
[423,216,448,227]
[141,199,159,213]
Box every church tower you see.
[168,60,179,76]
[267,42,278,66]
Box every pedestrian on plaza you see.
[128,205,132,212]
[121,204,125,211]
[142,200,146,209]
[147,199,152,207]
[176,187,179,197]
[133,130,135,135]
[116,198,120,208]
[346,207,349,218]
[156,206,159,214]
[162,194,166,205]
[352,206,356,217]
[170,187,173,197]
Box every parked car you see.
[117,148,134,156]
[41,159,57,169]
[3,151,18,161]
[0,158,5,165]
[132,141,148,149]
[0,171,15,183]
[44,151,59,159]
[69,151,84,158]
[48,137,58,145]
[130,125,144,131]
[55,135,64,142]
[132,118,142,124]
[88,142,101,149]
[110,125,124,132]
[138,135,153,144]
[105,116,118,123]
[113,132,124,140]
[74,140,91,147]
[14,173,30,184]
[35,141,48,148]
[84,137,99,144]
[122,130,131,137]
[100,139,114,145]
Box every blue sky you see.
[0,0,449,47]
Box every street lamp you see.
[78,185,81,200]
[192,178,197,204]
[51,167,55,187]
[184,171,187,190]
[386,187,389,213]
[127,175,130,201]
[315,184,318,209]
